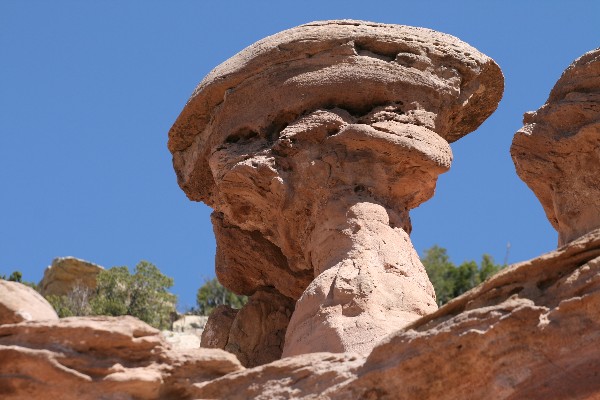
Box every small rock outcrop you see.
[169,19,503,360]
[512,48,600,246]
[38,256,104,297]
[0,281,58,324]
[0,316,243,400]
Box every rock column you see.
[169,20,503,361]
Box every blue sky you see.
[2,1,599,309]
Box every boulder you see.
[38,257,104,297]
[512,48,600,246]
[169,19,503,358]
[0,280,58,324]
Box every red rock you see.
[0,316,243,400]
[169,20,503,359]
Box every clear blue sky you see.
[2,1,599,310]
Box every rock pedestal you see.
[169,20,503,360]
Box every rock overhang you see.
[168,19,504,204]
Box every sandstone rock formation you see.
[0,315,243,400]
[200,289,294,368]
[0,280,58,324]
[38,256,104,297]
[169,19,503,360]
[512,48,600,246]
[191,228,600,399]
[201,305,239,350]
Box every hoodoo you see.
[169,20,503,363]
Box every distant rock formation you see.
[0,280,58,324]
[512,48,600,246]
[38,256,104,297]
[168,19,503,362]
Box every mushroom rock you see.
[169,20,503,358]
[512,48,600,246]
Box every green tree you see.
[422,246,504,306]
[91,261,177,329]
[421,246,456,306]
[46,281,93,317]
[196,278,247,316]
[454,260,480,298]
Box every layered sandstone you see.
[169,19,503,360]
[38,256,104,297]
[0,315,243,400]
[512,48,600,246]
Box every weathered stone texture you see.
[0,316,243,400]
[169,19,503,358]
[512,48,600,246]
[191,228,600,399]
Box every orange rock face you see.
[512,49,600,246]
[168,20,503,360]
[0,316,243,400]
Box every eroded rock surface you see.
[0,316,243,400]
[225,288,294,367]
[0,281,58,324]
[193,352,363,400]
[201,305,238,350]
[512,48,600,246]
[38,256,104,297]
[201,290,294,367]
[169,19,503,358]
[189,228,600,399]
